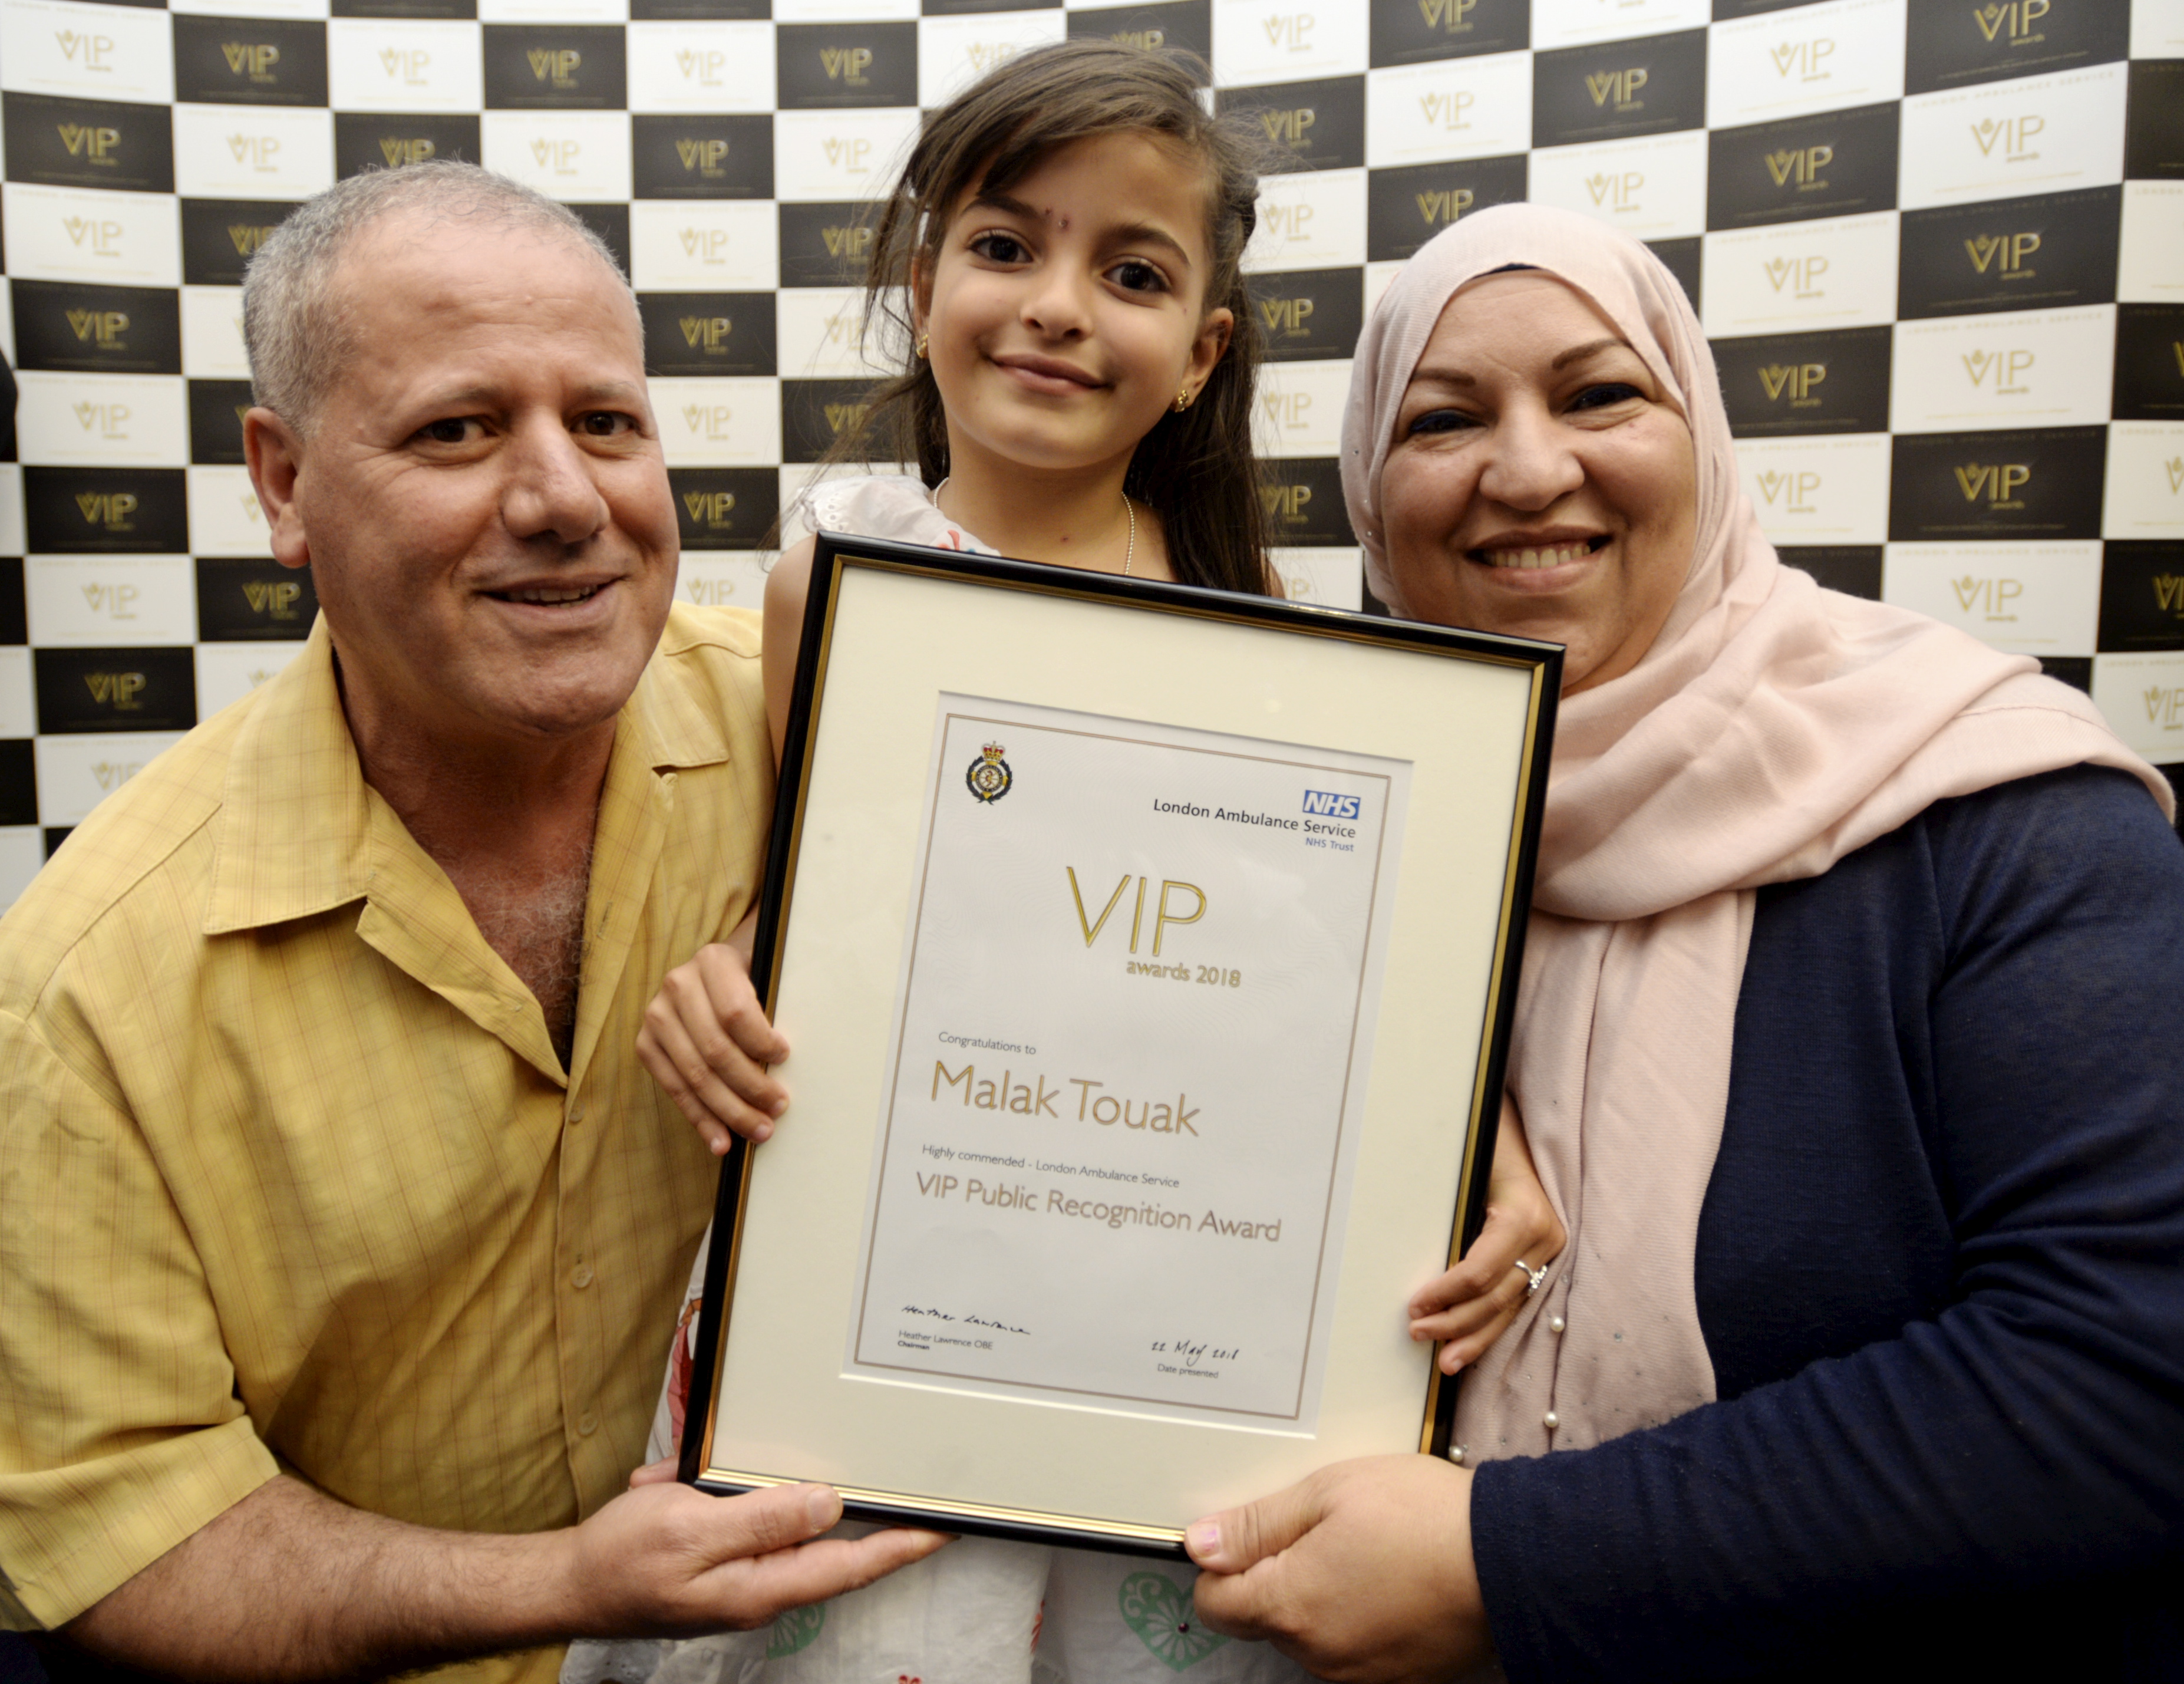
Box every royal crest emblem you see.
[965,740,1012,805]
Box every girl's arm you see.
[632,536,817,1151]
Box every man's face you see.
[254,213,678,750]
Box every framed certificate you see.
[681,533,1559,1556]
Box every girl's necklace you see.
[931,478,1135,578]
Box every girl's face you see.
[916,131,1233,486]
[1380,273,1697,695]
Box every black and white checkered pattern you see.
[3,0,2180,902]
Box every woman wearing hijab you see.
[1184,205,2184,1679]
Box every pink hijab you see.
[1342,204,2173,1461]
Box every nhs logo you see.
[1302,790,1362,819]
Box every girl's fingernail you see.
[1186,1520,1220,1557]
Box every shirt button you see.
[572,1263,595,1290]
[1543,1411,1560,1431]
[578,1411,599,1437]
[568,1101,586,1124]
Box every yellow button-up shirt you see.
[0,605,773,1682]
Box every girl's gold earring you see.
[916,331,929,359]
[1173,384,1193,413]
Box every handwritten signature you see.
[902,1304,1030,1337]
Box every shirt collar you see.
[202,608,737,935]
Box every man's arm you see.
[63,1472,945,1682]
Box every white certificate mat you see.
[849,697,1410,1429]
[694,541,1556,1551]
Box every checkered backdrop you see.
[2,0,2181,902]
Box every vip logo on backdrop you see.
[961,39,1024,79]
[2112,307,2184,420]
[1766,147,1830,190]
[529,48,582,88]
[485,27,625,110]
[529,138,582,176]
[26,472,185,553]
[1253,460,1351,546]
[1891,429,2104,539]
[188,381,257,465]
[1368,156,1526,262]
[669,469,776,550]
[1262,390,1315,433]
[1951,574,2023,620]
[1909,0,2123,94]
[2144,686,2184,730]
[227,134,284,174]
[1965,231,2040,274]
[781,380,878,461]
[678,226,731,265]
[1367,0,1520,66]
[1974,1,2047,44]
[196,560,321,641]
[1535,32,1705,148]
[1586,172,1643,212]
[1721,109,1902,240]
[335,116,480,184]
[1899,189,2118,319]
[68,311,128,346]
[181,200,302,286]
[15,282,182,376]
[5,94,175,193]
[682,406,736,440]
[56,29,116,71]
[678,139,729,177]
[378,48,431,85]
[83,671,147,709]
[642,296,775,377]
[1962,348,2036,395]
[223,43,283,85]
[1756,469,1822,516]
[1218,78,1364,172]
[2168,457,2184,496]
[72,403,134,442]
[675,47,725,87]
[76,491,137,530]
[778,201,875,284]
[1766,256,1828,300]
[634,116,770,200]
[1971,115,2043,162]
[1760,364,1826,405]
[1769,37,1835,83]
[1717,328,1889,437]
[776,24,914,110]
[1065,1,1215,68]
[1263,12,1314,53]
[174,17,327,106]
[1586,68,1647,113]
[2098,543,2184,652]
[1956,462,2033,505]
[57,123,121,164]
[1420,90,1472,131]
[64,217,125,259]
[79,581,140,622]
[824,137,871,173]
[35,648,197,734]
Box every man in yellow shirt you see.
[0,163,941,1680]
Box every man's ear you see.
[243,407,312,571]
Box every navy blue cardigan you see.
[1470,765,2184,1682]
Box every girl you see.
[567,42,1561,1684]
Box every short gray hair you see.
[241,162,636,435]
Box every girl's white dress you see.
[561,478,1308,1684]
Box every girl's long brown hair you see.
[825,40,1278,598]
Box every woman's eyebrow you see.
[1552,337,1629,370]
